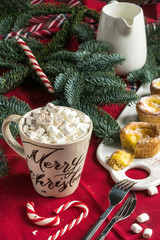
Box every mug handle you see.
[2,114,26,159]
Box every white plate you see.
[96,83,160,191]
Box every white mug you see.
[2,107,93,198]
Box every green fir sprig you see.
[0,149,9,178]
[0,95,31,139]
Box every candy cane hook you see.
[27,202,60,227]
[47,200,89,240]
[17,38,55,94]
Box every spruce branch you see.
[85,72,125,89]
[0,17,14,35]
[76,101,121,145]
[64,71,85,107]
[78,39,110,53]
[82,89,138,106]
[13,13,32,31]
[0,149,9,179]
[0,95,31,140]
[0,64,31,94]
[72,23,95,43]
[30,3,72,17]
[77,53,125,72]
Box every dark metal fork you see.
[97,192,137,240]
[82,179,136,240]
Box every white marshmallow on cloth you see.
[143,228,153,239]
[147,186,158,196]
[137,213,149,223]
[130,223,142,233]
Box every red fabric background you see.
[0,1,160,240]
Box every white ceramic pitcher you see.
[96,1,147,76]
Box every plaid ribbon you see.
[143,0,159,4]
[0,0,82,40]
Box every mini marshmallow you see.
[63,108,72,118]
[56,139,66,144]
[49,135,57,143]
[27,130,37,139]
[32,110,41,119]
[147,186,158,196]
[57,131,66,140]
[130,223,142,234]
[35,127,45,137]
[26,116,35,126]
[79,123,90,130]
[23,125,29,133]
[77,126,88,136]
[143,228,153,239]
[137,213,149,223]
[35,112,46,122]
[80,114,90,123]
[66,111,77,121]
[38,135,49,143]
[62,126,74,136]
[68,134,79,142]
[45,102,55,111]
[54,115,64,126]
[50,106,63,115]
[30,123,37,131]
[37,136,50,144]
[46,125,60,136]
[59,120,69,131]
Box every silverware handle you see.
[82,205,113,240]
[96,219,116,240]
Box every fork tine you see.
[116,197,132,216]
[114,179,128,188]
[118,198,135,218]
[125,181,136,191]
[116,179,136,191]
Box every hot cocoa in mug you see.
[2,103,93,198]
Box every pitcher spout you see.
[122,17,134,28]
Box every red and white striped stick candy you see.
[47,200,89,240]
[17,38,55,94]
[27,202,60,227]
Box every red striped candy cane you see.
[27,202,60,227]
[17,38,55,94]
[47,200,89,240]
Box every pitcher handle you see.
[2,114,26,159]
